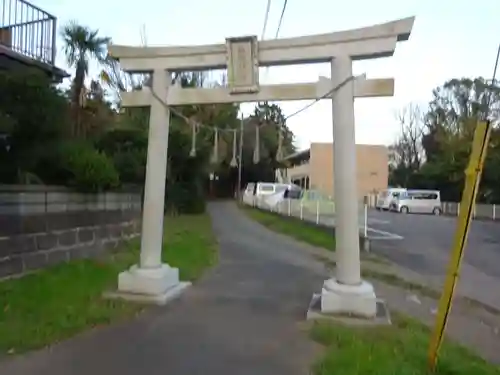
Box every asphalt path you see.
[0,202,324,375]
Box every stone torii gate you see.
[108,17,414,316]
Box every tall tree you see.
[420,78,500,201]
[388,104,424,187]
[250,101,295,157]
[423,78,500,162]
[61,21,110,137]
[80,79,116,139]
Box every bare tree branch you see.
[390,103,425,170]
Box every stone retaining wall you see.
[0,186,144,278]
[1,209,141,236]
[0,185,142,216]
[0,215,141,278]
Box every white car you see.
[376,188,407,211]
[390,190,442,215]
[243,182,301,208]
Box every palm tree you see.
[60,21,110,137]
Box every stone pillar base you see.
[320,278,377,318]
[104,264,191,305]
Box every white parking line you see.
[366,227,404,240]
[368,236,402,240]
[367,218,390,225]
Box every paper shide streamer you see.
[276,126,283,161]
[147,83,289,165]
[211,128,219,164]
[144,83,278,166]
[230,129,238,167]
[253,123,260,164]
[189,122,197,157]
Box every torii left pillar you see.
[107,69,191,304]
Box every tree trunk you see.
[72,62,86,138]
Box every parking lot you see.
[367,210,500,276]
[365,209,500,310]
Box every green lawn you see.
[0,214,217,355]
[311,313,500,375]
[241,205,335,250]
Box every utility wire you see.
[274,0,288,39]
[147,74,356,133]
[148,87,236,134]
[273,74,358,169]
[491,43,500,84]
[260,0,273,82]
[284,75,356,121]
[263,0,289,79]
[485,42,500,121]
[260,0,272,40]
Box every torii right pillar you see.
[320,55,377,317]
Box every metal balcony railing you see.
[0,0,57,66]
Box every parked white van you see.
[243,182,301,207]
[376,188,407,211]
[390,189,442,215]
[242,183,256,205]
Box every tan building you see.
[284,142,388,199]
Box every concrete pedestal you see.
[320,278,377,318]
[105,264,190,305]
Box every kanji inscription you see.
[226,36,259,94]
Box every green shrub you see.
[60,142,120,192]
[112,150,146,184]
[95,128,147,185]
[96,128,148,155]
[165,178,206,215]
[0,70,70,180]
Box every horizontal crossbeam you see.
[120,78,394,107]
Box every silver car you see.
[391,190,442,215]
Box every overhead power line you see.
[274,0,288,39]
[284,75,358,120]
[485,42,500,120]
[260,0,272,40]
[491,43,500,84]
[262,1,289,82]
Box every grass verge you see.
[0,213,217,355]
[240,205,335,250]
[311,313,500,375]
[363,268,500,316]
[361,268,440,299]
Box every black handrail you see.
[0,0,57,65]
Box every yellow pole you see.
[427,120,491,371]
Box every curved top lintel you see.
[264,16,414,50]
[109,16,415,60]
